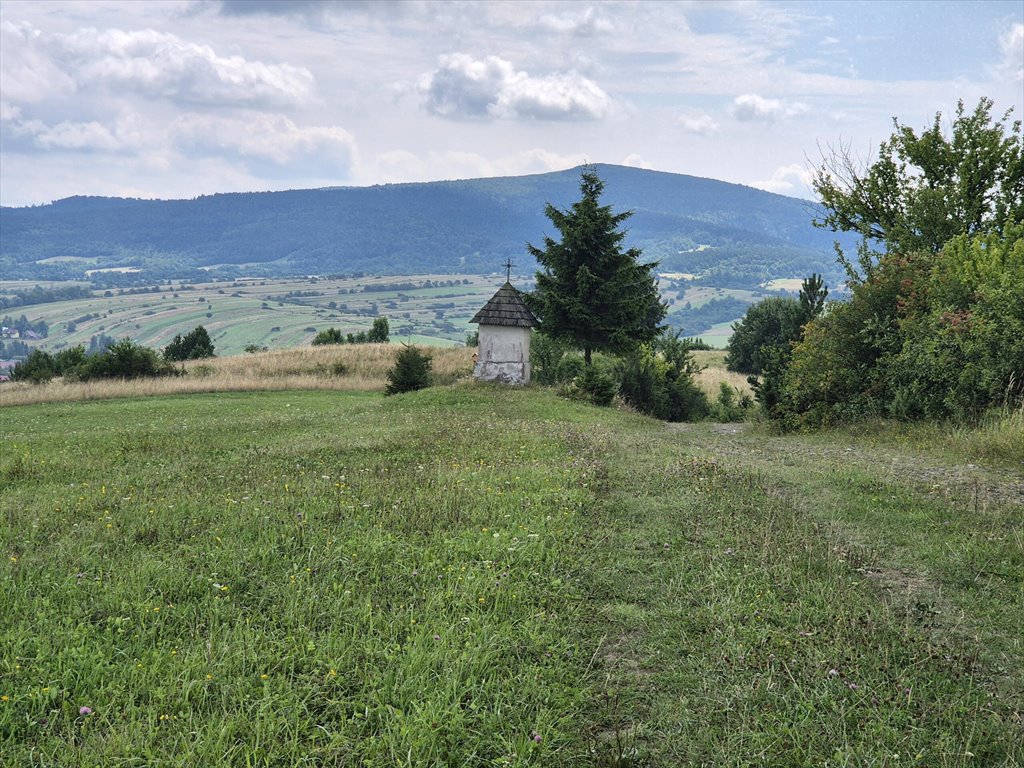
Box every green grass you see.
[2,387,1021,766]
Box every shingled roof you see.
[470,282,538,328]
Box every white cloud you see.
[0,101,23,122]
[998,23,1023,82]
[416,53,611,121]
[731,93,809,122]
[621,154,647,169]
[2,21,315,109]
[538,6,613,36]
[748,163,813,195]
[678,113,720,136]
[32,120,121,152]
[1,21,77,103]
[369,147,587,184]
[170,112,356,172]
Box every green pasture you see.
[2,387,1021,765]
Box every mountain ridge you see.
[1,164,851,288]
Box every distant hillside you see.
[0,164,852,288]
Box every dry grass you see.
[0,344,750,408]
[0,344,476,407]
[690,349,753,398]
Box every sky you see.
[1,0,1021,207]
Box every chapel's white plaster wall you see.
[474,324,531,384]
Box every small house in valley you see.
[470,282,537,385]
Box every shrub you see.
[385,345,432,395]
[572,365,618,407]
[164,326,215,361]
[617,332,710,422]
[75,339,178,381]
[10,350,57,384]
[709,382,753,422]
[312,328,345,346]
[531,332,572,385]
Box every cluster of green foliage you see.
[163,326,215,361]
[0,339,30,359]
[528,167,666,367]
[617,333,710,421]
[385,345,432,395]
[525,169,722,422]
[1,314,49,338]
[312,318,389,346]
[726,274,828,375]
[757,98,1023,427]
[782,228,1023,424]
[10,339,179,384]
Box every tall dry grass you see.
[690,349,753,398]
[0,344,475,407]
[1,344,751,408]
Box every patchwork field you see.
[2,383,1021,765]
[2,275,508,358]
[2,273,776,365]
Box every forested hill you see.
[1,164,853,288]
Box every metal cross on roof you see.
[503,259,514,282]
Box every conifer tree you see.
[528,166,666,365]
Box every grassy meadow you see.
[2,366,1022,765]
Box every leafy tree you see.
[164,326,215,361]
[78,339,176,380]
[528,167,666,365]
[385,345,432,395]
[312,328,345,346]
[367,317,390,343]
[10,349,57,383]
[812,97,1022,281]
[725,297,805,375]
[88,333,116,354]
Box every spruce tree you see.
[528,166,665,365]
[385,345,432,395]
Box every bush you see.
[709,382,753,422]
[14,340,179,384]
[385,345,432,395]
[531,332,573,385]
[164,326,215,361]
[312,328,344,346]
[10,350,57,383]
[75,339,178,381]
[617,332,710,422]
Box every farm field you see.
[2,383,1021,765]
[2,274,508,358]
[1,272,784,364]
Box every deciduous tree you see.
[812,97,1022,282]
